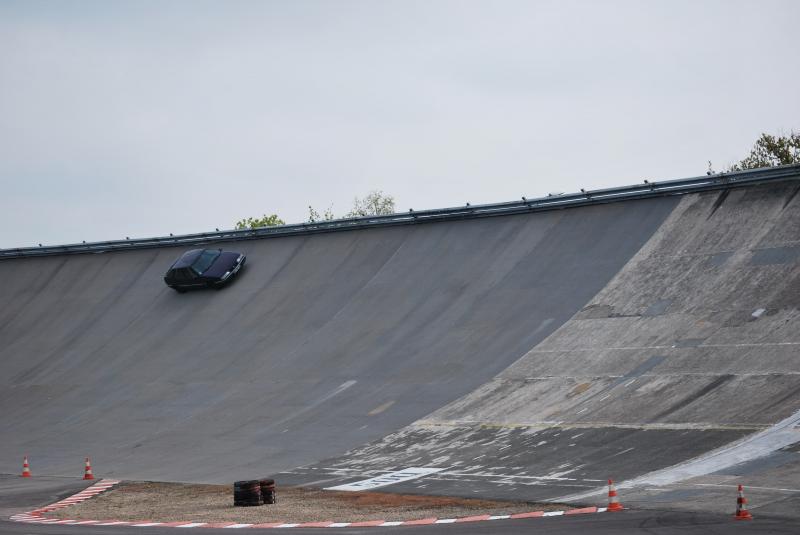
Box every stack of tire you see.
[260,479,276,504]
[233,480,261,507]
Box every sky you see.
[1,0,798,248]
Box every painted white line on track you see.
[133,522,164,527]
[380,521,403,526]
[329,523,351,527]
[223,524,252,529]
[488,515,511,520]
[434,519,457,524]
[543,511,565,516]
[277,524,299,528]
[176,523,207,528]
[326,467,445,492]
[438,471,579,481]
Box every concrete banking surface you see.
[3,175,800,517]
[0,196,673,482]
[279,180,800,516]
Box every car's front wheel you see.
[171,286,187,293]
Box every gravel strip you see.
[44,482,569,523]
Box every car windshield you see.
[190,250,221,275]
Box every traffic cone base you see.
[21,457,31,478]
[734,484,753,520]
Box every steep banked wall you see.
[0,197,675,482]
[287,180,800,501]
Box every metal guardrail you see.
[2,163,800,259]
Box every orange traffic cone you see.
[734,484,753,520]
[607,479,624,511]
[21,456,31,478]
[83,457,94,480]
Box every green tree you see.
[345,190,395,218]
[716,131,800,173]
[238,190,395,227]
[234,214,285,230]
[307,205,335,223]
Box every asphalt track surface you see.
[2,514,799,534]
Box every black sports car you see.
[164,249,245,292]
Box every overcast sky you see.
[1,0,798,248]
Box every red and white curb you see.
[10,480,610,528]
[10,479,121,524]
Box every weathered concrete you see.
[285,181,800,517]
[279,424,749,498]
[0,197,674,483]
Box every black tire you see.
[233,480,262,507]
[259,479,276,504]
[172,286,187,294]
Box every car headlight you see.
[222,271,231,280]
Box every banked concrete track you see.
[2,169,800,518]
[0,196,674,482]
